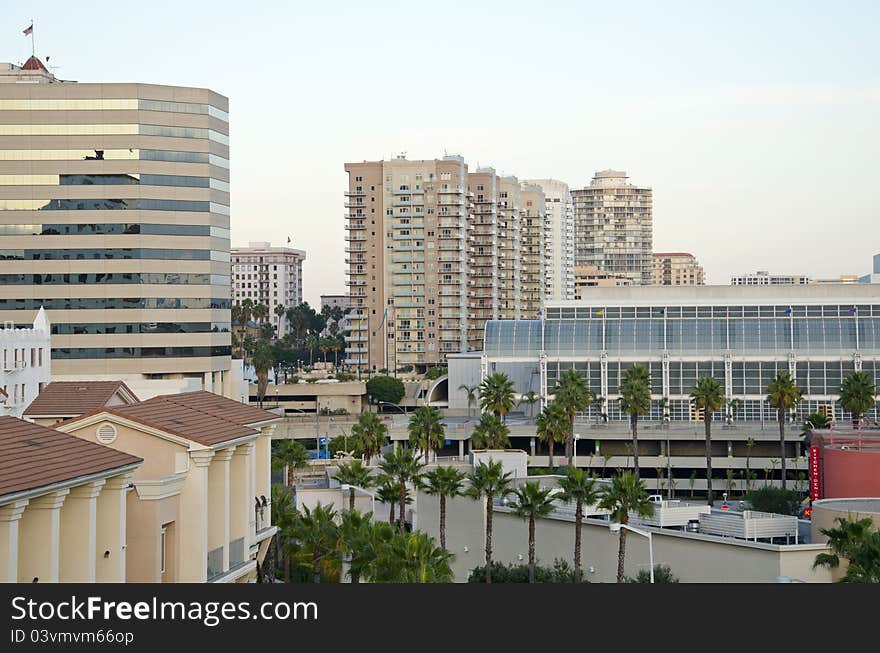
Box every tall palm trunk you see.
[616,528,627,583]
[778,408,787,490]
[485,496,494,584]
[398,481,407,532]
[705,414,713,504]
[631,414,640,479]
[349,487,356,511]
[389,501,395,525]
[574,501,583,582]
[439,494,447,550]
[528,515,536,583]
[566,413,575,461]
[312,548,321,584]
[548,439,555,468]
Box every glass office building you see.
[0,57,233,393]
[482,285,880,422]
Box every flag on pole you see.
[287,236,291,244]
[23,23,33,36]
[595,309,604,316]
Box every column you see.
[231,443,254,550]
[213,371,223,396]
[96,475,131,583]
[60,480,105,582]
[0,500,28,583]
[458,440,464,458]
[18,490,68,583]
[724,353,733,402]
[203,371,213,394]
[208,448,235,573]
[539,353,548,408]
[178,450,214,582]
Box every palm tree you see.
[239,298,255,327]
[291,503,338,583]
[378,447,424,532]
[690,376,726,504]
[510,481,557,582]
[518,390,542,420]
[371,531,454,583]
[812,516,880,583]
[333,460,373,510]
[557,467,600,582]
[407,405,445,463]
[330,337,343,368]
[459,384,479,419]
[766,371,803,490]
[337,509,374,583]
[252,302,269,325]
[274,303,287,336]
[252,341,275,407]
[745,436,756,491]
[535,401,567,468]
[618,365,651,479]
[466,460,513,584]
[375,476,407,525]
[305,334,319,366]
[350,411,388,464]
[421,466,467,551]
[479,372,516,419]
[319,336,334,363]
[470,412,510,450]
[271,439,309,486]
[553,368,594,462]
[270,484,296,582]
[839,370,877,430]
[599,472,655,583]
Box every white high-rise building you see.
[231,242,306,338]
[0,307,50,418]
[731,271,812,286]
[523,178,575,302]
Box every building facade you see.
[343,155,543,372]
[0,57,234,396]
[231,241,306,337]
[523,178,575,302]
[653,252,705,286]
[731,271,812,285]
[0,306,50,417]
[574,264,632,299]
[572,170,653,286]
[320,294,349,311]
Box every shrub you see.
[468,559,585,583]
[306,378,318,384]
[424,366,447,380]
[335,371,356,382]
[398,365,414,373]
[744,486,802,516]
[366,375,405,405]
[626,564,679,583]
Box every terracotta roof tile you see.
[0,416,141,500]
[141,391,280,427]
[21,56,48,72]
[24,381,139,418]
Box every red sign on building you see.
[810,445,822,501]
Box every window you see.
[160,528,167,574]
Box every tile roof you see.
[0,416,141,501]
[141,391,281,427]
[24,381,139,417]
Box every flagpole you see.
[30,20,35,57]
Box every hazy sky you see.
[10,1,879,305]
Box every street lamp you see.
[609,522,654,583]
[573,433,581,467]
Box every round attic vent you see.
[96,423,117,444]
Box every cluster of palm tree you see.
[274,501,453,583]
[470,461,654,583]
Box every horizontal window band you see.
[0,297,231,310]
[0,199,229,213]
[0,249,230,262]
[0,272,230,285]
[50,322,230,335]
[0,224,229,238]
[0,173,229,191]
[0,99,228,122]
[52,345,232,359]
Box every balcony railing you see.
[206,546,224,581]
[229,537,246,567]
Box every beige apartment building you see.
[343,155,547,371]
[56,391,279,583]
[572,170,653,286]
[0,416,142,583]
[523,178,575,302]
[0,57,234,396]
[653,252,705,286]
[573,264,632,298]
[231,241,306,338]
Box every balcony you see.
[206,546,224,581]
[344,190,366,197]
[437,186,463,194]
[344,201,366,209]
[344,233,367,242]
